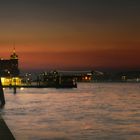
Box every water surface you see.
[1,83,140,140]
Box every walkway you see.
[0,115,15,140]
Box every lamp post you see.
[8,71,12,87]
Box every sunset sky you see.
[0,0,140,72]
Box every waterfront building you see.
[0,49,21,86]
[56,70,93,82]
[39,70,77,88]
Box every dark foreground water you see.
[0,83,140,140]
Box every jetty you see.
[0,115,15,140]
[3,84,77,88]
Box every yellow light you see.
[1,78,5,84]
[1,77,22,86]
[85,76,88,80]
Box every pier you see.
[3,84,77,88]
[0,115,15,140]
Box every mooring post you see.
[0,77,5,107]
[13,78,17,94]
[13,86,17,94]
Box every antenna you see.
[13,42,15,53]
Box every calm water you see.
[0,83,140,140]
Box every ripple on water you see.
[2,83,140,140]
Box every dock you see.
[0,115,15,140]
[3,84,77,88]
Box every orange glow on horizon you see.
[0,40,140,71]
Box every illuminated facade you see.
[0,49,21,86]
[1,77,22,86]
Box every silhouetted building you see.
[0,49,20,77]
[39,70,77,88]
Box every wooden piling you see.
[13,86,17,94]
[0,78,5,107]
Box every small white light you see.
[20,87,24,90]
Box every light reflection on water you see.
[1,83,140,140]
